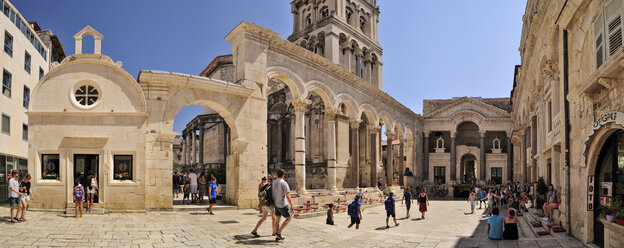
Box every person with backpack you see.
[402,186,413,218]
[73,178,85,218]
[348,196,362,229]
[251,176,276,237]
[417,188,429,219]
[86,170,97,212]
[385,192,399,228]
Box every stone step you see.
[64,207,106,215]
[522,208,552,237]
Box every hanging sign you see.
[588,175,595,211]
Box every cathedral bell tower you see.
[288,0,383,90]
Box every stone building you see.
[510,0,624,246]
[28,0,421,211]
[178,113,228,175]
[0,0,64,203]
[422,97,513,193]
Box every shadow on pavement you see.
[233,235,280,246]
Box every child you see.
[348,196,362,229]
[73,178,84,218]
[385,192,399,228]
[326,203,335,225]
[183,180,190,204]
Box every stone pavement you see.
[0,200,587,247]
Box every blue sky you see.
[16,0,527,133]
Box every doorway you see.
[74,154,99,203]
[461,154,477,184]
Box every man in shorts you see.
[9,170,23,223]
[385,192,399,228]
[348,196,362,229]
[188,169,198,203]
[272,169,293,241]
[207,177,218,215]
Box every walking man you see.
[188,169,198,203]
[385,192,399,228]
[207,177,217,215]
[272,169,293,241]
[402,186,413,218]
[9,170,23,223]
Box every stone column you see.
[292,98,310,195]
[521,129,527,183]
[531,116,537,183]
[423,131,430,181]
[369,125,379,188]
[450,131,456,184]
[507,137,513,183]
[325,109,338,193]
[291,4,300,33]
[277,119,283,163]
[182,133,188,166]
[191,127,197,165]
[479,130,486,183]
[399,137,405,186]
[385,131,394,186]
[350,119,361,188]
[199,124,205,165]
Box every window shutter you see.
[605,0,623,58]
[595,9,606,69]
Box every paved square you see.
[0,200,587,247]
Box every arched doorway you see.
[460,153,477,184]
[592,130,624,247]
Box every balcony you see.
[578,47,624,96]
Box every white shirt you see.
[188,173,198,186]
[9,177,19,198]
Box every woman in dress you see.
[417,188,429,219]
[467,190,477,214]
[503,209,519,240]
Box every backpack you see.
[347,202,358,216]
[258,184,274,207]
[384,198,393,211]
[75,185,84,199]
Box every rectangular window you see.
[1,113,9,134]
[434,166,446,184]
[4,31,12,57]
[39,67,44,80]
[24,51,30,73]
[21,123,27,141]
[491,167,503,184]
[23,86,29,108]
[41,154,60,180]
[114,155,133,180]
[9,8,15,23]
[2,3,8,17]
[2,69,11,97]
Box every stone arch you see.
[393,120,405,140]
[305,80,336,108]
[73,25,103,55]
[358,103,378,123]
[266,66,305,99]
[451,110,485,131]
[335,93,360,118]
[377,110,394,132]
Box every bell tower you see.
[288,0,383,90]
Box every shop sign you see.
[588,175,595,211]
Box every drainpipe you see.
[563,29,571,235]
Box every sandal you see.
[19,218,26,222]
[251,232,260,237]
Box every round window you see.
[74,85,99,107]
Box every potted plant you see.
[616,208,624,226]
[605,207,615,222]
[535,177,548,209]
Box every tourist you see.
[377,177,383,190]
[402,186,413,218]
[487,207,504,240]
[179,174,186,197]
[272,169,293,241]
[86,170,97,212]
[467,190,477,214]
[384,192,399,228]
[252,176,276,237]
[510,193,520,211]
[188,169,198,203]
[348,196,362,230]
[197,172,207,203]
[542,184,558,222]
[173,172,180,198]
[417,188,429,219]
[326,203,335,225]
[544,189,560,223]
[356,188,364,203]
[73,178,85,218]
[207,177,218,215]
[482,189,499,216]
[182,178,190,204]
[479,189,486,209]
[8,170,23,223]
[18,173,33,221]
[503,209,519,240]
[257,177,267,213]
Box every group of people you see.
[172,170,218,213]
[72,170,98,218]
[8,170,32,223]
[252,169,292,242]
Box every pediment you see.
[425,97,510,119]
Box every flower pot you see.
[606,215,615,222]
[616,218,624,226]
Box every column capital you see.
[323,108,339,118]
[423,131,430,137]
[367,124,381,132]
[384,131,395,139]
[450,131,457,138]
[291,98,311,112]
[479,130,486,138]
[349,119,362,129]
